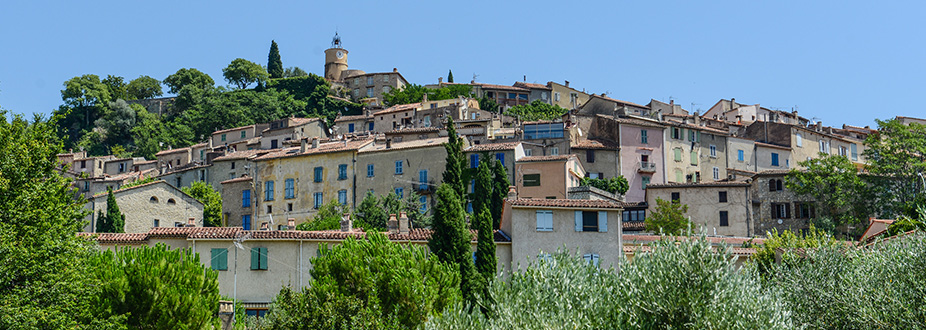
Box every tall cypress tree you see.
[268,40,283,79]
[428,184,478,304]
[473,208,496,285]
[491,159,510,229]
[472,157,493,217]
[442,117,466,199]
[447,70,454,83]
[102,187,125,233]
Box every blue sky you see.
[1,1,923,128]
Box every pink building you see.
[616,117,666,202]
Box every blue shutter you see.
[598,211,608,232]
[419,170,428,190]
[575,211,582,232]
[242,215,251,230]
[496,153,505,166]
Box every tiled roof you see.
[510,198,628,209]
[646,181,751,189]
[754,141,791,150]
[221,176,253,184]
[571,139,619,150]
[263,118,323,132]
[89,227,511,243]
[517,155,573,162]
[212,149,272,162]
[212,124,255,135]
[335,114,372,122]
[663,119,730,135]
[148,226,214,238]
[622,234,765,246]
[590,94,648,109]
[597,114,665,129]
[512,81,551,90]
[623,221,646,231]
[473,83,529,92]
[254,138,373,161]
[373,103,421,116]
[754,169,792,176]
[465,142,521,152]
[155,147,190,156]
[623,245,757,256]
[91,179,165,198]
[385,127,440,134]
[359,137,447,153]
[79,232,149,244]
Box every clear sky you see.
[1,1,923,128]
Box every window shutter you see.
[536,211,543,231]
[211,248,221,270]
[598,211,608,232]
[593,254,600,267]
[250,248,260,270]
[220,249,228,270]
[575,211,582,232]
[785,204,791,219]
[259,247,268,270]
[771,204,777,218]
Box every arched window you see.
[149,196,159,203]
[167,199,176,205]
[769,179,777,192]
[776,179,783,191]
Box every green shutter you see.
[259,247,268,270]
[219,249,228,270]
[251,247,260,270]
[211,248,222,270]
[674,148,682,161]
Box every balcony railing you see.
[638,161,657,173]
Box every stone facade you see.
[355,138,448,211]
[645,182,753,237]
[260,117,327,150]
[221,177,254,229]
[84,180,204,233]
[750,171,814,235]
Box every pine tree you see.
[473,208,496,283]
[491,159,510,229]
[102,187,125,233]
[428,184,479,304]
[447,70,454,83]
[268,40,283,79]
[442,117,466,200]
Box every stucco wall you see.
[356,143,447,210]
[620,124,665,202]
[508,207,623,269]
[85,182,204,233]
[254,151,357,226]
[645,185,751,237]
[515,160,569,199]
[727,137,757,173]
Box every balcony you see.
[638,161,657,173]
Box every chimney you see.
[312,137,319,149]
[186,217,195,227]
[816,121,822,131]
[399,212,409,234]
[564,80,570,88]
[694,111,701,126]
[340,213,353,232]
[507,186,518,200]
[385,139,392,149]
[387,214,398,233]
[300,138,307,153]
[438,77,443,84]
[393,68,398,73]
[422,93,428,102]
[287,218,295,230]
[260,222,269,230]
[669,99,674,105]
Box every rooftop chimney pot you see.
[312,137,319,149]
[287,218,296,230]
[387,214,398,233]
[399,212,409,234]
[187,217,195,227]
[340,213,353,232]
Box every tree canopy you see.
[181,181,222,227]
[163,68,214,94]
[863,119,926,217]
[504,100,568,121]
[267,40,284,79]
[382,84,472,106]
[785,153,871,234]
[580,176,630,195]
[644,198,691,235]
[223,58,269,90]
[296,199,346,231]
[126,75,163,100]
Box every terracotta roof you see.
[622,234,765,246]
[754,141,791,150]
[148,226,215,238]
[622,245,757,256]
[79,232,149,244]
[571,139,619,150]
[663,120,730,135]
[212,149,272,162]
[473,83,529,92]
[590,94,648,109]
[263,117,323,132]
[465,142,521,152]
[335,114,372,122]
[373,103,421,116]
[254,139,373,161]
[155,147,190,156]
[512,81,551,90]
[510,198,628,209]
[212,124,255,135]
[90,226,511,243]
[623,221,646,231]
[359,137,447,153]
[99,168,159,182]
[385,127,440,134]
[221,176,253,184]
[754,169,792,176]
[517,155,573,162]
[597,114,665,129]
[91,179,164,198]
[646,181,751,188]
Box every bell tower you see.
[324,32,348,81]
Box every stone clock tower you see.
[324,32,348,81]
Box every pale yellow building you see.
[645,181,753,237]
[355,137,448,210]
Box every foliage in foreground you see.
[260,232,460,329]
[428,236,792,330]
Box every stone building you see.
[322,33,409,105]
[260,117,327,150]
[83,180,204,233]
[464,142,525,185]
[750,170,815,235]
[355,137,449,211]
[208,149,271,194]
[645,181,754,237]
[220,176,254,229]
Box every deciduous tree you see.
[579,176,630,195]
[644,198,690,235]
[785,153,871,233]
[504,100,568,121]
[182,181,222,227]
[163,68,214,94]
[126,75,163,100]
[863,118,926,217]
[223,58,269,90]
[297,199,346,231]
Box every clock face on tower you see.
[336,51,344,59]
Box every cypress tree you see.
[442,117,466,199]
[472,157,493,216]
[448,70,454,83]
[491,159,510,229]
[473,208,496,283]
[429,184,479,304]
[268,40,283,79]
[103,187,125,233]
[95,210,108,233]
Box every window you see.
[690,151,698,165]
[118,163,125,172]
[419,170,428,190]
[395,187,404,199]
[242,215,251,230]
[737,149,745,162]
[285,179,294,199]
[287,203,293,212]
[338,164,347,180]
[153,219,160,227]
[689,130,696,142]
[211,248,228,271]
[536,210,553,231]
[250,247,268,270]
[80,160,86,168]
[496,152,505,166]
[266,205,272,214]
[641,130,648,144]
[382,75,389,83]
[221,134,227,142]
[466,202,473,213]
[367,76,374,85]
[550,147,559,155]
[796,202,816,218]
[367,164,374,177]
[674,148,682,162]
[84,181,90,192]
[642,176,650,189]
[796,133,803,147]
[313,192,323,209]
[231,162,236,169]
[583,253,600,267]
[671,192,680,202]
[554,92,561,102]
[524,149,533,156]
[348,123,355,133]
[713,167,720,180]
[368,122,374,131]
[772,203,791,219]
[672,127,681,139]
[383,86,391,94]
[241,131,247,139]
[583,149,595,163]
[167,198,176,205]
[242,189,251,207]
[523,174,541,186]
[674,169,683,182]
[719,211,729,227]
[839,146,848,157]
[623,209,646,222]
[314,167,323,182]
[264,181,274,201]
[419,196,428,212]
[366,87,374,98]
[470,154,479,168]
[582,211,598,231]
[338,190,347,205]
[819,140,827,153]
[709,145,717,157]
[523,123,565,139]
[395,160,403,174]
[575,211,607,232]
[719,191,728,203]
